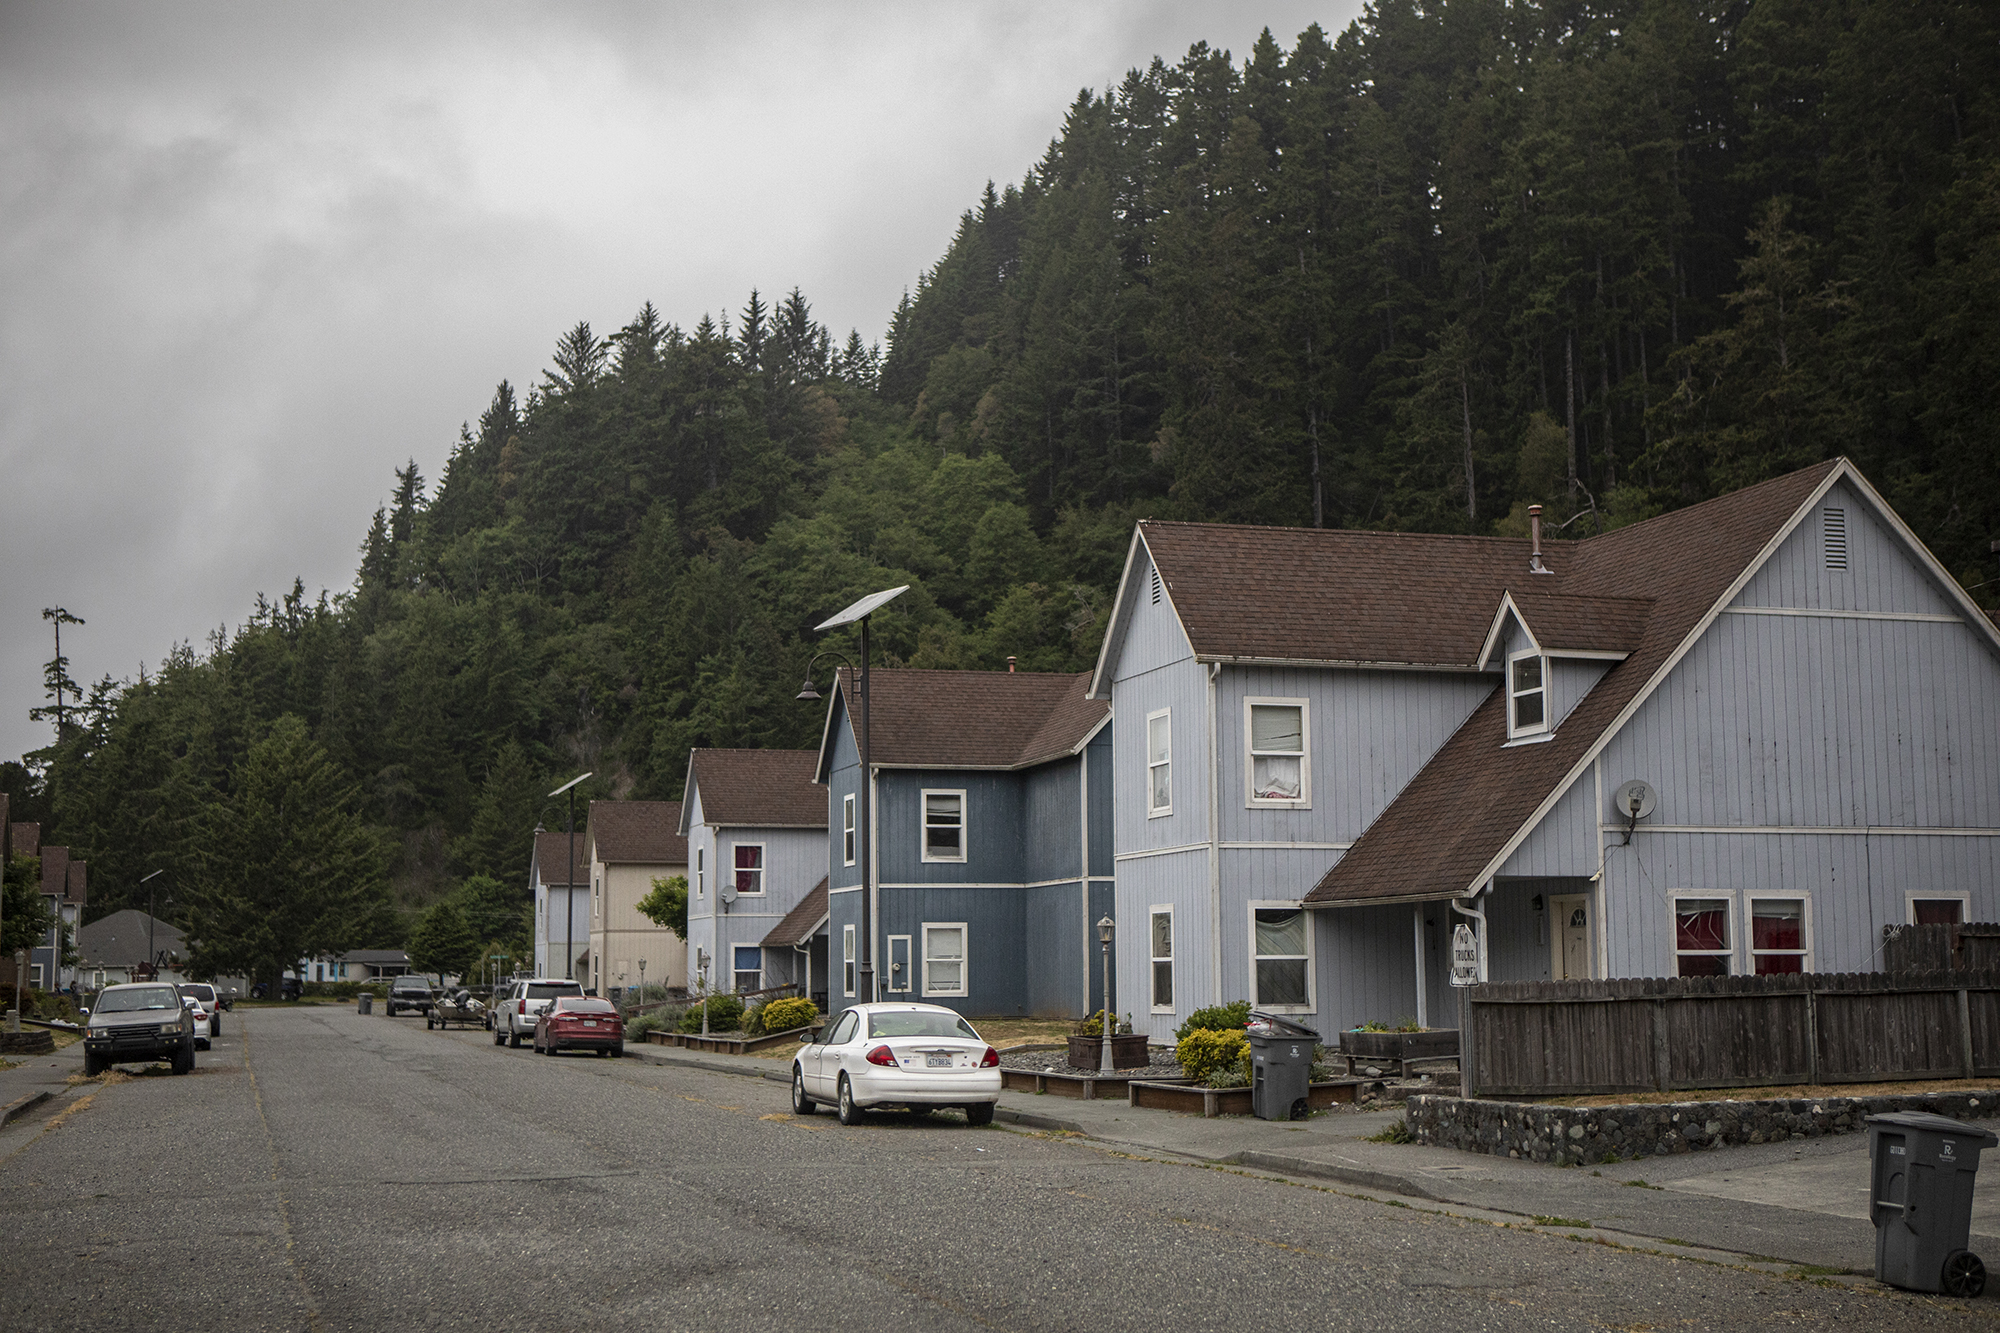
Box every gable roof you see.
[10,822,37,860]
[78,909,184,967]
[683,750,826,830]
[65,860,87,905]
[39,846,68,898]
[1476,591,1653,667]
[814,667,1109,780]
[531,830,586,888]
[587,800,687,866]
[762,877,829,948]
[1305,460,1862,907]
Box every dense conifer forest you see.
[14,2,1997,974]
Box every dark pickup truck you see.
[82,982,196,1076]
[385,975,437,1017]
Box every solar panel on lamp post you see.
[797,585,909,1010]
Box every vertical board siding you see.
[698,827,825,1000]
[1734,480,1962,615]
[1487,878,1593,983]
[1217,666,1492,845]
[1087,729,1115,879]
[1315,904,1435,1036]
[876,770,1025,885]
[1021,881,1080,1016]
[1023,757,1081,885]
[1548,658,1610,730]
[1116,848,1210,1042]
[1112,659,1209,856]
[1500,783,1597,880]
[876,886,1028,1017]
[826,696,862,892]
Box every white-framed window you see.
[733,946,762,993]
[1671,893,1733,976]
[922,790,966,862]
[593,874,602,919]
[1146,708,1172,816]
[1249,902,1312,1011]
[28,964,43,989]
[1748,896,1811,975]
[1909,893,1971,926]
[1245,699,1310,807]
[842,793,856,866]
[732,843,765,896]
[886,934,912,992]
[695,847,705,898]
[923,923,967,996]
[91,969,105,990]
[842,925,856,997]
[1507,648,1548,738]
[1150,906,1174,1011]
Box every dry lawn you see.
[744,1015,1077,1061]
[1526,1078,2000,1109]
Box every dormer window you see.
[1507,650,1548,738]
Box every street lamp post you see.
[140,870,166,982]
[697,949,710,1035]
[547,774,593,982]
[798,585,909,1008]
[637,957,646,1006]
[1097,916,1116,1072]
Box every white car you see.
[792,1002,1001,1125]
[181,996,211,1052]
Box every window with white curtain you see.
[1252,905,1311,1009]
[1246,700,1309,806]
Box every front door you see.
[1550,894,1591,980]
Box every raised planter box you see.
[1339,1028,1458,1074]
[672,1025,814,1056]
[0,1030,55,1056]
[1065,1033,1150,1070]
[1001,1067,1177,1100]
[1128,1079,1363,1118]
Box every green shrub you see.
[1174,1001,1252,1043]
[677,994,745,1033]
[744,1004,767,1037]
[1176,1027,1249,1084]
[626,1008,679,1039]
[761,996,818,1033]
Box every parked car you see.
[533,997,624,1057]
[792,1002,1000,1126]
[492,978,584,1048]
[385,975,436,1017]
[182,996,212,1051]
[81,982,196,1076]
[177,983,223,1038]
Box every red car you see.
[533,997,625,1058]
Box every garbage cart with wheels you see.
[1248,1013,1321,1121]
[1867,1110,1999,1297]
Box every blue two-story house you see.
[1093,459,2000,1042]
[813,668,1112,1020]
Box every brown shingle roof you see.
[1501,592,1653,658]
[10,822,37,860]
[822,668,1108,773]
[587,800,686,865]
[66,860,86,905]
[1306,460,1844,906]
[686,750,826,828]
[762,877,829,948]
[533,830,586,887]
[39,846,68,898]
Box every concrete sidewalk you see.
[626,1041,1999,1282]
[0,1032,87,1129]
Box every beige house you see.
[584,800,688,998]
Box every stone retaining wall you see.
[1407,1089,2000,1166]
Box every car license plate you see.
[926,1054,952,1068]
[583,1020,598,1027]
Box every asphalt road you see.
[1,1005,1990,1332]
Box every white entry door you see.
[1549,894,1591,980]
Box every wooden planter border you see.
[1127,1079,1362,1118]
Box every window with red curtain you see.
[733,845,763,895]
[1915,899,1964,926]
[1750,898,1807,974]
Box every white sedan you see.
[792,1002,1001,1125]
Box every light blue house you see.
[679,749,826,1000]
[1093,459,2000,1042]
[813,668,1111,1020]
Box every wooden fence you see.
[1883,922,2000,972]
[1461,971,2000,1098]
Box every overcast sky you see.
[0,1,1361,763]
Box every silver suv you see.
[491,978,583,1048]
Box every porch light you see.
[1097,915,1114,945]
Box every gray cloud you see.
[0,0,1359,760]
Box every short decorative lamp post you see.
[1097,915,1116,1073]
[697,948,711,1036]
[637,957,647,1006]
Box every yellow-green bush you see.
[1175,1027,1249,1084]
[761,996,818,1033]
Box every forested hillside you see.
[18,1,1997,967]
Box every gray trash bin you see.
[357,994,372,1015]
[1248,1013,1321,1121]
[1868,1110,1998,1297]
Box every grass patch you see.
[744,1014,1079,1061]
[1530,1215,1591,1228]
[1623,1178,1664,1190]
[1366,1120,1415,1144]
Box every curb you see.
[994,1106,1091,1134]
[1,1090,52,1127]
[627,1045,790,1083]
[1225,1149,1439,1200]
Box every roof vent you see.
[1150,566,1162,604]
[1006,655,1017,673]
[1824,507,1848,570]
[1528,505,1552,575]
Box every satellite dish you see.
[1613,780,1657,821]
[720,883,738,907]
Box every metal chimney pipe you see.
[1006,655,1016,673]
[1528,504,1551,574]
